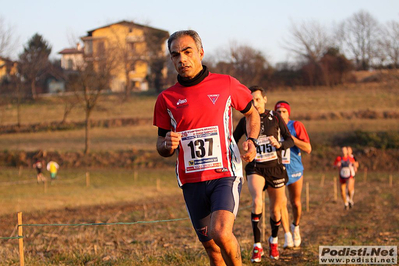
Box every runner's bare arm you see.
[292,135,312,153]
[157,132,182,157]
[241,104,260,162]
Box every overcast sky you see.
[1,0,398,64]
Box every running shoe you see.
[268,237,279,260]
[283,232,294,249]
[291,224,301,247]
[349,200,354,209]
[251,245,264,263]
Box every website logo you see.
[319,246,397,264]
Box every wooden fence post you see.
[43,180,48,193]
[18,212,24,266]
[333,177,337,202]
[156,178,161,191]
[86,172,90,188]
[389,174,393,187]
[306,182,309,211]
[320,175,325,187]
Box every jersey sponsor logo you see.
[273,178,286,184]
[291,172,302,178]
[207,94,219,105]
[215,167,229,173]
[196,226,208,237]
[176,99,188,107]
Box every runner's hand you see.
[241,140,257,162]
[165,132,181,150]
[268,136,281,149]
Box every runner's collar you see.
[177,65,209,87]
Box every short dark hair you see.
[249,85,264,95]
[167,30,203,53]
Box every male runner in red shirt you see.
[154,30,260,265]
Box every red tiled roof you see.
[58,48,83,54]
[85,20,169,36]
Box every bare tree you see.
[67,46,117,154]
[284,20,331,63]
[209,41,271,87]
[336,10,380,70]
[283,20,331,85]
[379,21,399,69]
[60,94,79,124]
[0,16,18,58]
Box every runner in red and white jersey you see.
[154,72,253,186]
[153,30,260,266]
[334,146,356,209]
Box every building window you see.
[96,41,105,56]
[67,59,73,70]
[85,40,93,55]
[129,42,136,53]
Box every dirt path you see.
[270,176,399,265]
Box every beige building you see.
[0,57,17,83]
[59,43,84,71]
[59,20,169,92]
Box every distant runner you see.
[33,158,46,183]
[334,147,356,209]
[47,160,59,180]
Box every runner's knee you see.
[252,196,263,210]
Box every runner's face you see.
[342,147,348,156]
[170,35,204,79]
[251,90,267,114]
[276,107,289,123]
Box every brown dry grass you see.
[1,83,398,153]
[0,82,398,264]
[0,169,397,265]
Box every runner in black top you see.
[234,86,294,262]
[33,158,45,183]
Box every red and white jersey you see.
[153,72,252,186]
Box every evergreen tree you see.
[18,33,52,99]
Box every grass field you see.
[1,83,398,152]
[0,82,398,265]
[1,83,398,126]
[0,168,397,265]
